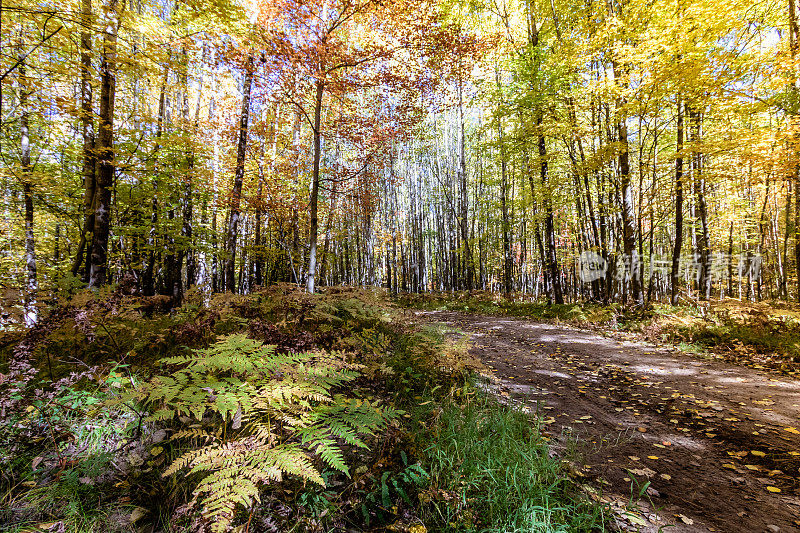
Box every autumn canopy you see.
[1,0,798,313]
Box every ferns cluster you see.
[126,334,399,532]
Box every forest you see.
[2,0,797,313]
[2,0,800,532]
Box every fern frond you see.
[140,334,398,531]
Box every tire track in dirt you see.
[421,311,800,533]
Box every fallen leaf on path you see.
[624,512,647,526]
[660,473,671,480]
[753,399,775,406]
[785,427,800,435]
[751,450,766,457]
[766,486,781,493]
[647,456,659,460]
[677,514,694,525]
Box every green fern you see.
[126,334,398,532]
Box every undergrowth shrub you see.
[638,302,800,374]
[123,334,399,532]
[3,286,609,532]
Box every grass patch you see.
[412,387,607,532]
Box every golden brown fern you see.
[126,334,398,532]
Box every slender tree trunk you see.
[538,114,564,304]
[613,61,640,304]
[178,45,203,297]
[319,180,338,284]
[499,120,512,296]
[495,71,512,295]
[457,79,473,291]
[671,96,684,305]
[223,54,254,292]
[306,79,324,293]
[791,0,800,300]
[18,53,37,325]
[688,103,711,300]
[782,184,791,299]
[72,0,96,280]
[728,220,735,296]
[253,102,278,288]
[142,61,169,296]
[88,0,121,287]
[289,110,302,284]
[254,159,264,288]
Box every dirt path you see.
[420,311,800,533]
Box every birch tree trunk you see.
[306,79,325,293]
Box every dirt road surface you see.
[420,311,800,533]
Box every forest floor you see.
[419,310,800,533]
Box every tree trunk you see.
[613,61,641,304]
[142,60,170,296]
[88,0,121,287]
[71,0,96,281]
[671,96,684,305]
[688,103,711,300]
[319,179,338,285]
[457,79,473,291]
[223,54,254,293]
[178,45,203,298]
[790,0,800,301]
[538,114,564,304]
[495,72,512,296]
[306,79,325,293]
[19,53,37,325]
[254,159,264,288]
